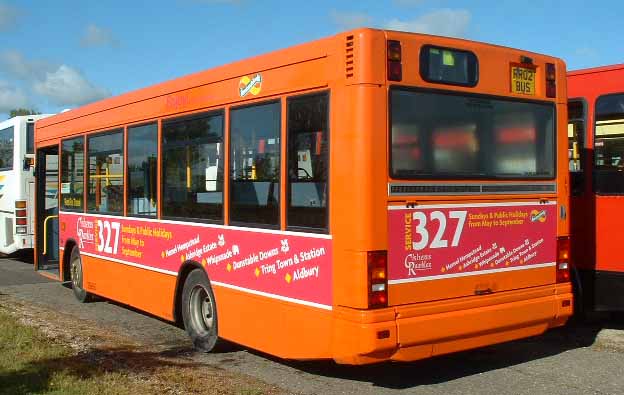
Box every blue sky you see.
[0,0,622,120]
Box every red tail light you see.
[16,218,27,226]
[368,250,388,308]
[546,63,556,98]
[387,40,402,82]
[556,236,571,283]
[15,209,26,217]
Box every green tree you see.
[9,108,40,117]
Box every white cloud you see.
[0,2,19,32]
[330,10,373,30]
[0,51,110,106]
[0,50,53,80]
[80,24,120,48]
[33,65,110,106]
[0,81,28,113]
[386,9,471,38]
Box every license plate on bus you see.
[511,65,535,95]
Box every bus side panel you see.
[214,286,333,359]
[81,254,177,321]
[331,83,389,309]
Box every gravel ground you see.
[1,257,623,395]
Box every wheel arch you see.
[173,260,206,325]
[62,239,79,282]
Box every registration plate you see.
[510,65,535,95]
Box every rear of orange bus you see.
[329,30,573,364]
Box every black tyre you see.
[181,269,219,352]
[69,246,92,303]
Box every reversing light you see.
[16,226,27,234]
[546,63,556,98]
[368,250,388,309]
[387,40,402,82]
[556,236,571,283]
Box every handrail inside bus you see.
[42,215,59,255]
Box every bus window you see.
[162,112,224,221]
[594,93,624,194]
[61,137,84,211]
[230,101,280,226]
[390,89,554,179]
[27,122,35,154]
[0,126,14,171]
[432,124,478,173]
[128,123,157,217]
[287,93,329,231]
[493,112,538,175]
[87,130,124,214]
[568,100,585,195]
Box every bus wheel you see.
[182,269,219,352]
[69,247,91,303]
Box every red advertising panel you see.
[60,212,333,309]
[388,202,557,283]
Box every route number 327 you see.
[411,210,467,250]
[96,220,120,254]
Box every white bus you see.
[0,115,54,255]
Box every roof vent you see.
[345,35,354,79]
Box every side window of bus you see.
[287,93,329,231]
[594,94,624,194]
[568,100,585,196]
[230,101,281,226]
[27,122,35,154]
[61,137,84,211]
[162,112,224,221]
[0,126,14,171]
[87,130,124,214]
[128,123,158,217]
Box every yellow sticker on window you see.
[442,51,455,66]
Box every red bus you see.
[568,64,624,312]
[34,28,573,364]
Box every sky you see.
[0,0,622,120]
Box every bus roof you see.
[568,63,624,76]
[36,27,564,141]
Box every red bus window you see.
[594,94,624,194]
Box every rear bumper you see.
[332,283,573,364]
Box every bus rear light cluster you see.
[556,236,571,283]
[15,200,28,234]
[367,250,388,308]
[546,63,556,98]
[387,40,402,82]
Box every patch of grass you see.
[0,309,144,395]
[0,305,284,395]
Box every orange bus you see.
[34,28,573,364]
[568,64,624,312]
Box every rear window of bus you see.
[390,88,555,179]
